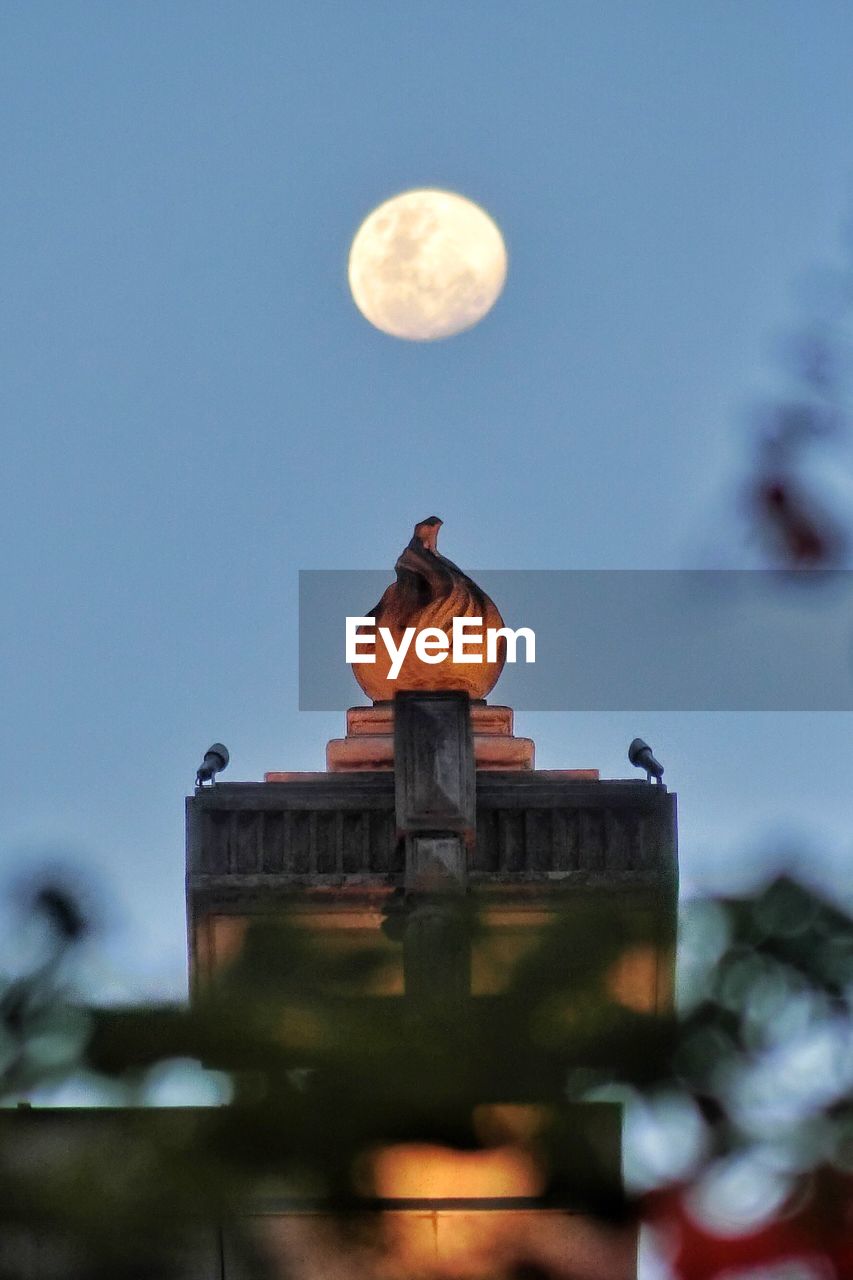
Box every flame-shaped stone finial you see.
[353,517,506,702]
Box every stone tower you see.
[185,520,678,1278]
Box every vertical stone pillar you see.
[393,692,475,1014]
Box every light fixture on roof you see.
[196,743,229,788]
[628,738,664,785]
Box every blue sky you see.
[2,2,853,999]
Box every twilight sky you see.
[3,1,853,1000]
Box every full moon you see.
[347,189,507,341]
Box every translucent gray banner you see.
[298,570,853,711]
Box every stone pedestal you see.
[323,702,535,772]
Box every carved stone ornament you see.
[353,517,506,703]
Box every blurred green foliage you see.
[1,874,852,1277]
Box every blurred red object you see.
[645,1171,853,1279]
[752,474,845,567]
